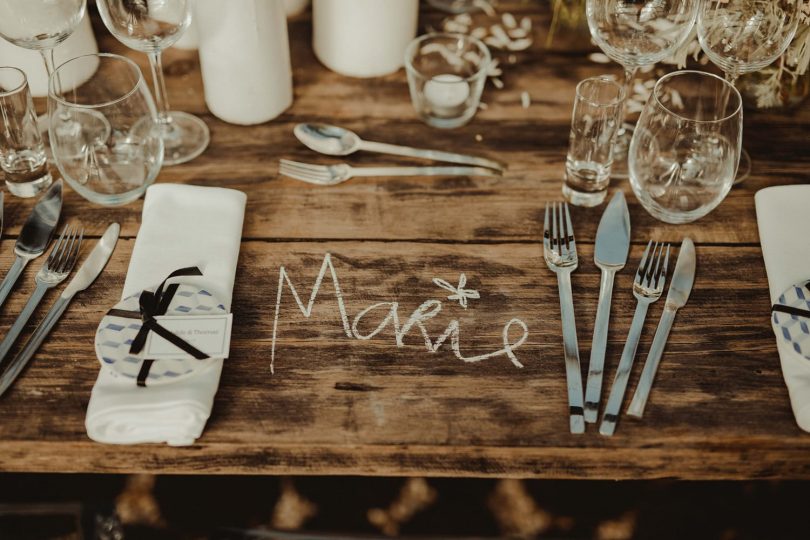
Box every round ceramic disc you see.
[772,279,810,362]
[95,283,228,385]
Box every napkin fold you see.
[756,185,810,433]
[85,184,247,446]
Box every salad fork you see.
[0,225,83,364]
[599,241,670,436]
[279,159,501,186]
[543,202,585,434]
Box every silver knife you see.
[626,237,696,418]
[584,190,630,423]
[0,223,120,398]
[0,180,62,309]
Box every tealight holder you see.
[405,33,490,129]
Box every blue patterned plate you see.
[94,283,228,385]
[771,279,810,362]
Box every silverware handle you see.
[359,140,504,171]
[626,308,677,418]
[350,166,501,178]
[557,271,585,434]
[0,295,71,398]
[584,269,616,423]
[0,282,49,364]
[0,256,29,310]
[600,301,649,436]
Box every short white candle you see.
[423,74,470,109]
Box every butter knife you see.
[0,223,120,398]
[584,191,630,423]
[626,238,696,418]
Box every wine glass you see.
[697,0,801,182]
[586,0,699,179]
[629,70,743,224]
[0,0,86,92]
[96,0,209,166]
[49,53,164,206]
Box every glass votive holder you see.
[405,33,490,129]
[563,76,625,207]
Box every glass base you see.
[733,148,752,185]
[562,183,607,207]
[160,111,210,166]
[5,172,53,198]
[609,123,635,180]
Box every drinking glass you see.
[564,76,625,207]
[697,0,801,182]
[48,54,164,206]
[96,0,209,166]
[586,0,699,178]
[629,70,742,224]
[0,67,53,197]
[0,0,86,88]
[405,33,491,129]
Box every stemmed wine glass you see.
[96,0,209,166]
[697,0,801,182]
[0,0,87,93]
[586,0,699,179]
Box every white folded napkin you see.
[756,185,810,433]
[85,184,247,446]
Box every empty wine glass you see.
[97,0,209,166]
[49,53,164,206]
[697,0,801,182]
[629,70,742,224]
[586,0,699,178]
[0,0,87,92]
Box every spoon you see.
[294,123,505,172]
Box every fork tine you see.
[280,163,331,180]
[650,242,665,289]
[636,240,653,283]
[643,241,660,288]
[563,203,576,256]
[280,160,331,173]
[657,244,671,290]
[551,203,559,254]
[66,228,83,273]
[46,227,69,269]
[559,203,569,257]
[543,203,551,251]
[59,227,81,273]
[279,162,329,176]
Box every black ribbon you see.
[771,282,810,321]
[107,267,210,387]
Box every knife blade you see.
[0,179,62,309]
[584,190,631,422]
[0,223,120,398]
[626,237,696,418]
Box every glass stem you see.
[618,66,638,135]
[40,48,63,95]
[147,51,172,125]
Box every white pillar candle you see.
[423,74,471,109]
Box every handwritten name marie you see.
[270,253,529,373]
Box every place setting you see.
[0,0,808,511]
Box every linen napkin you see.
[85,184,247,446]
[756,184,810,433]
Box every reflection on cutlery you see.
[294,123,505,172]
[279,159,501,186]
[627,238,696,418]
[0,191,4,239]
[0,179,62,309]
[600,241,670,436]
[0,225,83,365]
[543,202,585,434]
[0,223,119,398]
[584,191,631,423]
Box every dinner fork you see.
[0,225,83,365]
[279,159,501,185]
[543,202,585,434]
[599,241,670,436]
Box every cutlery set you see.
[543,191,696,435]
[0,180,119,398]
[280,123,505,185]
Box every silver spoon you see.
[294,123,505,172]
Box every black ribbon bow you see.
[107,267,210,387]
[771,281,810,320]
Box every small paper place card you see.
[145,314,233,360]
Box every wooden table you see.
[1,3,808,480]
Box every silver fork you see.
[0,225,83,364]
[543,202,585,434]
[599,241,670,436]
[279,159,502,185]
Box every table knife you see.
[626,237,696,418]
[0,180,62,309]
[0,223,119,398]
[584,190,630,423]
